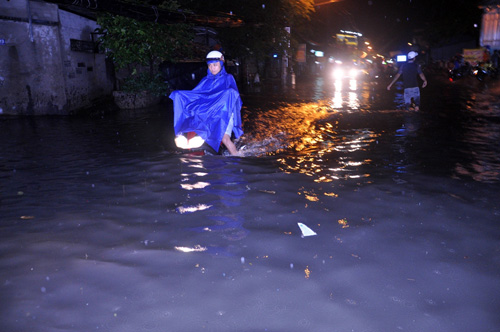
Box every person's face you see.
[208,61,222,75]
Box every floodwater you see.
[1,73,499,332]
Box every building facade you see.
[0,0,113,115]
[480,1,500,50]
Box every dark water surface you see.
[1,75,499,332]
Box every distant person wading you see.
[387,51,428,111]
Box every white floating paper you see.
[298,222,317,237]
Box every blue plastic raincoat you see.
[169,65,243,152]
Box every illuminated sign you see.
[464,48,485,66]
[396,55,407,62]
[336,34,358,46]
[340,30,362,37]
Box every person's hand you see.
[387,84,392,90]
[422,80,427,88]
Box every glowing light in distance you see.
[333,68,358,80]
[333,68,344,80]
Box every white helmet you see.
[206,50,224,62]
[407,51,418,60]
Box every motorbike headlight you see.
[188,136,205,149]
[175,134,205,149]
[175,135,189,149]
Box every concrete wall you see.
[58,9,114,112]
[0,0,114,115]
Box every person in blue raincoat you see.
[169,50,243,155]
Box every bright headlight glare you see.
[175,134,205,149]
[349,68,358,77]
[175,135,189,149]
[333,69,344,79]
[189,136,205,149]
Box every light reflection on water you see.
[277,127,377,183]
[241,76,500,184]
[241,77,379,183]
[0,81,498,332]
[331,79,360,110]
[175,156,250,253]
[452,90,500,183]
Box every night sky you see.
[175,0,482,54]
[312,0,483,52]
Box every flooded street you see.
[1,74,500,332]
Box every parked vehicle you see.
[472,63,498,81]
[448,63,472,81]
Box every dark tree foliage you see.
[413,0,482,46]
[177,0,315,62]
[335,0,482,52]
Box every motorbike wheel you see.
[476,70,485,81]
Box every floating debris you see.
[259,190,276,194]
[297,222,317,237]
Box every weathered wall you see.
[58,9,114,112]
[0,0,113,115]
[0,0,65,114]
